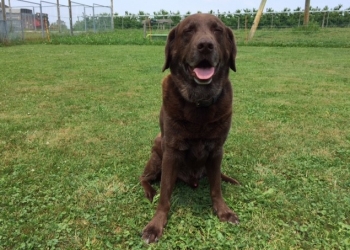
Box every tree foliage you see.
[110,5,350,30]
[74,13,113,31]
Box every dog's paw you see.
[142,224,163,244]
[145,188,157,203]
[214,205,239,225]
[218,210,240,224]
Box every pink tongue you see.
[193,67,215,80]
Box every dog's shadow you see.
[147,178,236,219]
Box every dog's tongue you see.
[193,67,215,80]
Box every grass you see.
[3,27,350,48]
[0,44,349,249]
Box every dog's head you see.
[162,14,236,85]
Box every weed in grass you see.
[293,21,321,33]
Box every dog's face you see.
[163,14,236,86]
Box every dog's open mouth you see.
[190,60,215,85]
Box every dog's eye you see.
[184,28,194,34]
[214,28,223,34]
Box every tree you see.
[114,12,142,29]
[73,15,94,31]
[50,20,68,31]
[109,6,350,30]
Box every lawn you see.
[4,27,350,48]
[0,44,349,249]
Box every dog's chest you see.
[187,140,211,160]
[180,139,215,170]
[176,140,214,186]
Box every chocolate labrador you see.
[140,13,239,243]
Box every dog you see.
[140,13,239,243]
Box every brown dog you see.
[140,13,239,243]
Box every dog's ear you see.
[162,27,177,72]
[226,27,237,72]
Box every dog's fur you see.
[140,13,239,243]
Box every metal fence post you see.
[8,0,13,33]
[56,0,61,32]
[68,0,73,35]
[39,2,44,38]
[110,0,114,30]
[1,0,7,41]
[32,7,36,31]
[92,4,95,32]
[84,7,86,31]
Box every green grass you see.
[0,44,350,249]
[3,27,350,48]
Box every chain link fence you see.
[1,10,27,42]
[0,20,5,41]
[114,9,350,30]
[70,2,112,32]
[1,0,113,42]
[2,3,350,44]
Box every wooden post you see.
[248,0,267,41]
[303,0,310,26]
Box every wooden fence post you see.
[248,0,267,41]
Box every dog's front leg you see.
[206,148,239,224]
[142,148,180,244]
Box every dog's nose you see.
[197,39,214,53]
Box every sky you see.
[113,0,348,14]
[8,0,349,14]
